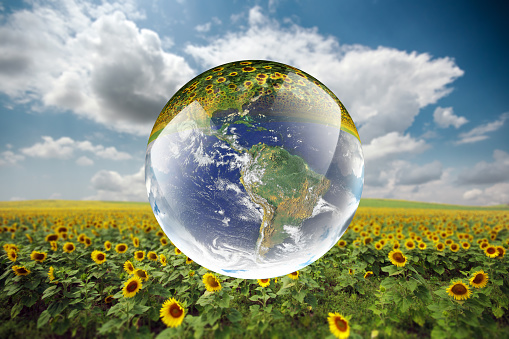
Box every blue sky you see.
[0,0,508,205]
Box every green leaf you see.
[433,265,445,275]
[131,304,150,315]
[304,293,317,308]
[68,309,79,320]
[407,279,418,292]
[293,289,307,303]
[107,302,125,317]
[11,302,23,319]
[37,310,52,329]
[248,295,260,302]
[227,309,243,323]
[217,294,231,308]
[47,299,69,317]
[493,307,504,318]
[22,293,39,307]
[6,285,22,296]
[98,319,124,335]
[42,285,61,300]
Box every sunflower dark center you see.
[48,235,58,241]
[451,284,467,295]
[261,279,269,283]
[207,276,219,287]
[35,253,45,260]
[97,254,105,261]
[170,304,183,318]
[18,268,28,274]
[473,274,484,284]
[335,318,347,331]
[487,247,496,254]
[393,253,405,263]
[137,271,146,278]
[127,281,138,292]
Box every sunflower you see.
[484,245,498,258]
[364,271,373,279]
[404,239,415,250]
[160,298,185,328]
[48,266,56,282]
[50,241,58,251]
[133,237,140,248]
[3,244,18,252]
[7,250,17,262]
[461,242,471,250]
[348,268,354,275]
[446,281,472,301]
[392,241,401,250]
[160,237,169,246]
[185,256,193,265]
[160,254,167,266]
[25,233,33,243]
[45,234,59,242]
[288,271,299,280]
[31,250,47,263]
[84,237,92,247]
[495,246,506,258]
[418,242,427,250]
[124,260,135,274]
[337,240,347,248]
[327,312,350,339]
[12,265,30,276]
[174,247,182,255]
[134,250,145,261]
[91,250,107,264]
[450,243,460,252]
[388,249,407,267]
[202,272,222,292]
[134,269,149,282]
[115,243,128,253]
[436,243,445,251]
[469,270,489,288]
[63,242,76,253]
[480,242,489,250]
[104,241,112,251]
[104,295,113,303]
[374,242,383,251]
[147,251,158,261]
[257,278,271,287]
[122,276,142,298]
[78,234,86,243]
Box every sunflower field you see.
[1,200,508,338]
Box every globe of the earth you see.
[145,60,364,279]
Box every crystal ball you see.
[145,60,364,279]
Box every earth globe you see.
[145,60,364,279]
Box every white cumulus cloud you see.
[456,112,509,144]
[185,6,464,144]
[86,166,146,201]
[433,106,468,128]
[20,136,131,161]
[0,0,195,135]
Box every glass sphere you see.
[145,60,364,279]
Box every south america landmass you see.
[239,143,331,257]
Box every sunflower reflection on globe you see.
[145,60,364,279]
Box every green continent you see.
[241,143,331,252]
